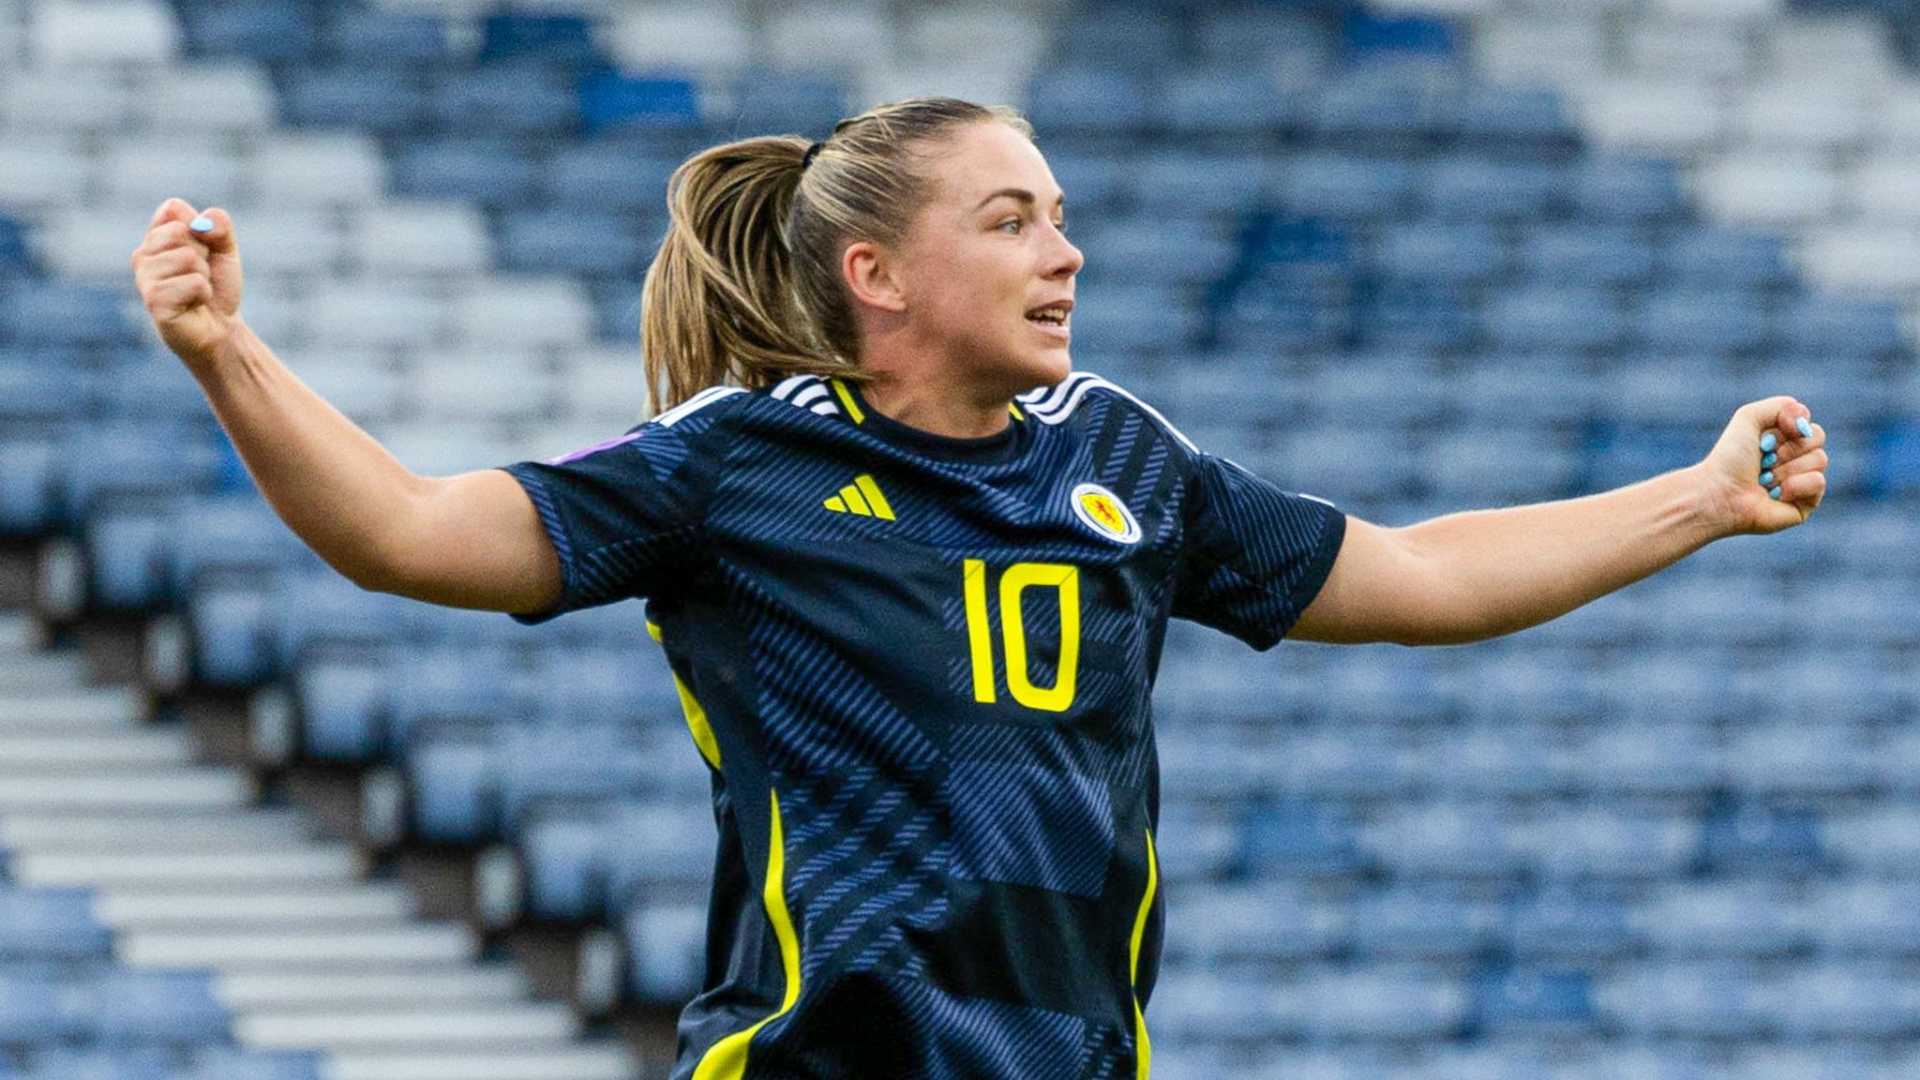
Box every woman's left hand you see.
[1697,396,1828,537]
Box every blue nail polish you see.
[1762,451,1777,468]
[1770,485,1782,500]
[1760,471,1774,486]
[1796,417,1812,438]
[1760,432,1777,453]
[189,216,213,233]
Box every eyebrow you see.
[974,188,1066,212]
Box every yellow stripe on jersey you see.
[1129,828,1158,1080]
[839,483,872,516]
[962,559,995,704]
[853,474,894,520]
[1008,401,1025,420]
[829,378,865,424]
[646,622,721,769]
[693,788,801,1080]
[823,495,848,513]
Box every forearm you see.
[191,320,431,591]
[1395,465,1729,645]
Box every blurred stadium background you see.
[2,0,1919,1077]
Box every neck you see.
[855,322,1013,439]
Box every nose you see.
[1046,225,1083,279]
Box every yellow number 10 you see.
[962,560,1080,713]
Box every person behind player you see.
[132,97,1828,1077]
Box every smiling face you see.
[885,121,1085,399]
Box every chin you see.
[1013,349,1072,393]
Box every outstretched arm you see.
[132,197,563,615]
[1291,397,1828,647]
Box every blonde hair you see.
[639,97,1035,413]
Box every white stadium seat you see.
[31,206,158,281]
[1624,18,1757,82]
[97,140,247,209]
[234,212,354,280]
[246,134,389,209]
[1733,82,1877,153]
[1,66,134,133]
[1574,79,1728,153]
[303,282,448,349]
[1691,155,1841,226]
[1796,226,1920,293]
[449,277,598,350]
[554,356,652,424]
[902,6,1053,71]
[602,4,754,73]
[0,135,93,210]
[1649,0,1781,19]
[1845,156,1920,224]
[30,0,180,65]
[343,201,491,277]
[411,356,557,423]
[127,63,277,134]
[764,3,892,73]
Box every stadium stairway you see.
[0,586,646,1079]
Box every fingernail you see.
[1762,451,1777,468]
[1760,471,1774,486]
[1760,432,1778,453]
[1796,417,1812,439]
[1770,485,1783,500]
[189,216,213,233]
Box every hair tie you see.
[801,141,824,171]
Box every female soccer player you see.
[133,98,1827,1078]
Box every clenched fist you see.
[130,198,244,373]
[1698,396,1828,537]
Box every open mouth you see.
[1025,301,1072,330]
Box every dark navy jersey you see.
[498,371,1346,1080]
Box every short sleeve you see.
[498,415,713,625]
[1170,452,1347,650]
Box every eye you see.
[997,217,1023,234]
[1054,218,1069,235]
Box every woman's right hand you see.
[131,197,244,374]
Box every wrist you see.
[1684,461,1745,542]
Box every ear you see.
[842,239,908,314]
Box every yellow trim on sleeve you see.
[1008,402,1025,420]
[853,474,894,520]
[829,379,866,424]
[646,621,722,770]
[1129,828,1158,1080]
[693,788,801,1080]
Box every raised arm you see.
[131,198,561,616]
[1291,397,1828,647]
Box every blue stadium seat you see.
[1133,151,1266,216]
[94,969,229,1044]
[1697,800,1826,873]
[577,73,702,135]
[496,725,658,837]
[545,141,685,213]
[1506,886,1635,960]
[1025,68,1153,136]
[390,138,544,207]
[1570,156,1689,223]
[478,12,597,66]
[1595,963,1771,1038]
[408,731,497,843]
[1308,79,1451,147]
[521,808,610,921]
[163,496,314,601]
[0,888,112,961]
[1164,884,1346,964]
[1484,287,1625,353]
[429,67,579,136]
[1471,966,1596,1033]
[1234,799,1365,878]
[1054,4,1182,68]
[1156,73,1294,135]
[1045,151,1130,214]
[279,67,429,135]
[1349,886,1499,959]
[1357,281,1475,350]
[179,0,317,60]
[1425,159,1567,221]
[61,422,224,529]
[322,9,454,63]
[1278,153,1423,220]
[1454,84,1578,149]
[497,210,650,278]
[1662,228,1794,290]
[21,1048,173,1080]
[1342,9,1459,63]
[1636,288,1770,354]
[1372,222,1505,285]
[1638,882,1804,957]
[1523,225,1658,287]
[722,71,849,137]
[0,215,32,273]
[0,364,105,422]
[185,1047,324,1080]
[602,800,718,895]
[1774,294,1908,359]
[622,897,707,1004]
[0,282,138,348]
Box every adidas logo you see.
[823,473,895,520]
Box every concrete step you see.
[0,651,88,689]
[0,728,190,767]
[15,846,363,889]
[238,1003,581,1049]
[121,924,477,969]
[323,1045,641,1080]
[0,809,313,851]
[95,884,418,929]
[0,614,32,654]
[0,687,140,729]
[0,768,253,811]
[217,967,533,1011]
